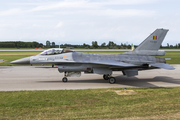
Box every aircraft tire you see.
[52,64,54,68]
[103,74,109,80]
[109,77,116,84]
[62,77,68,82]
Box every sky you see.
[0,0,180,46]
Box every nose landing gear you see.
[62,77,68,82]
[62,72,68,82]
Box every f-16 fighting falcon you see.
[11,29,175,84]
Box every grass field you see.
[1,87,180,119]
[0,51,179,66]
[0,51,40,66]
[1,51,180,119]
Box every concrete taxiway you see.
[0,65,180,91]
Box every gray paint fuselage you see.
[30,52,165,70]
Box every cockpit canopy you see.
[39,48,73,55]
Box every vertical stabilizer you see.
[135,29,168,51]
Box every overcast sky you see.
[0,0,180,46]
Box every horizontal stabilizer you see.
[150,63,175,70]
[165,58,171,60]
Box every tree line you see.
[82,41,132,49]
[59,41,180,49]
[58,41,132,49]
[0,41,43,48]
[46,40,133,49]
[162,43,180,48]
[0,40,180,49]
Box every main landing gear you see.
[103,74,116,84]
[61,72,116,84]
[103,74,109,80]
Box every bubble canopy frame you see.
[39,48,73,55]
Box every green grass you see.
[1,87,180,119]
[0,48,44,50]
[0,51,41,66]
[0,51,180,66]
[0,51,41,54]
[160,51,180,64]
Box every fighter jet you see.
[11,29,174,84]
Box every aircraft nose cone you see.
[11,57,30,64]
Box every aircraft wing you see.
[78,60,139,68]
[149,63,175,70]
[78,60,175,70]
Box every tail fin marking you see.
[135,29,169,51]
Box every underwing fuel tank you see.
[57,64,90,72]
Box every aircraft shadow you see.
[37,75,180,88]
[35,66,57,69]
[114,75,180,87]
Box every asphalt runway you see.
[0,65,180,91]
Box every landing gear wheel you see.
[109,77,116,84]
[62,77,68,82]
[103,74,109,80]
[52,64,54,68]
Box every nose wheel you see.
[62,72,68,82]
[62,77,68,82]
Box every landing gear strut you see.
[103,74,110,80]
